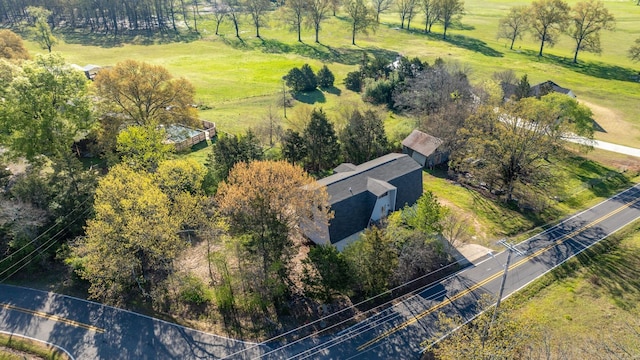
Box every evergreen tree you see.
[340,109,388,164]
[281,129,307,165]
[303,109,341,173]
[300,64,318,90]
[317,65,335,88]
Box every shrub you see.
[316,65,335,88]
[179,274,213,305]
[344,71,363,92]
[363,78,395,108]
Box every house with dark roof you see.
[501,80,575,100]
[530,80,575,98]
[304,153,423,250]
[402,130,448,168]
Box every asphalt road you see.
[1,184,639,359]
[0,284,270,359]
[250,183,640,360]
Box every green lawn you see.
[511,220,640,356]
[19,0,640,145]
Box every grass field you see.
[18,0,640,146]
[508,220,640,356]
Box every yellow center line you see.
[357,197,640,351]
[1,303,105,333]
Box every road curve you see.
[0,284,269,359]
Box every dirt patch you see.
[579,99,639,147]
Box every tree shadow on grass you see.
[520,49,640,83]
[323,86,341,96]
[294,89,326,104]
[60,28,201,48]
[245,38,398,65]
[399,25,503,58]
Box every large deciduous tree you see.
[26,6,57,53]
[451,100,563,202]
[306,0,331,43]
[397,0,417,30]
[339,109,388,164]
[0,29,30,61]
[215,160,331,309]
[116,125,174,172]
[421,0,440,33]
[303,108,341,173]
[434,0,464,39]
[284,0,307,42]
[344,0,377,45]
[245,0,270,38]
[529,0,570,57]
[94,60,197,127]
[0,54,93,165]
[71,164,184,304]
[497,6,529,50]
[371,0,393,22]
[568,0,615,64]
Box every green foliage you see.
[362,77,395,107]
[0,54,93,165]
[344,226,397,296]
[316,65,335,88]
[344,70,363,92]
[281,129,307,165]
[285,63,317,92]
[339,108,388,164]
[302,244,353,302]
[0,29,30,60]
[514,74,531,100]
[302,108,341,173]
[26,6,57,53]
[116,125,174,172]
[179,274,213,305]
[401,190,447,235]
[155,158,207,199]
[70,164,184,304]
[206,130,263,192]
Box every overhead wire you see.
[222,256,474,359]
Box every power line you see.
[223,257,472,360]
[0,206,92,282]
[0,196,91,266]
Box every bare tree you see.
[306,0,331,42]
[396,0,417,29]
[433,0,464,39]
[421,0,440,33]
[245,0,270,38]
[568,0,615,63]
[529,0,570,57]
[285,0,306,42]
[371,0,393,22]
[212,2,230,35]
[344,0,377,45]
[225,0,243,38]
[497,6,529,50]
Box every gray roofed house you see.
[305,153,423,250]
[402,130,448,168]
[501,80,576,100]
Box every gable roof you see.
[318,153,421,205]
[530,80,573,97]
[402,130,444,157]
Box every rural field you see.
[9,0,640,355]
[20,0,640,148]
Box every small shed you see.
[401,130,448,168]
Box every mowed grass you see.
[18,0,640,145]
[509,221,640,355]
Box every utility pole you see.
[482,239,525,347]
[282,77,287,119]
